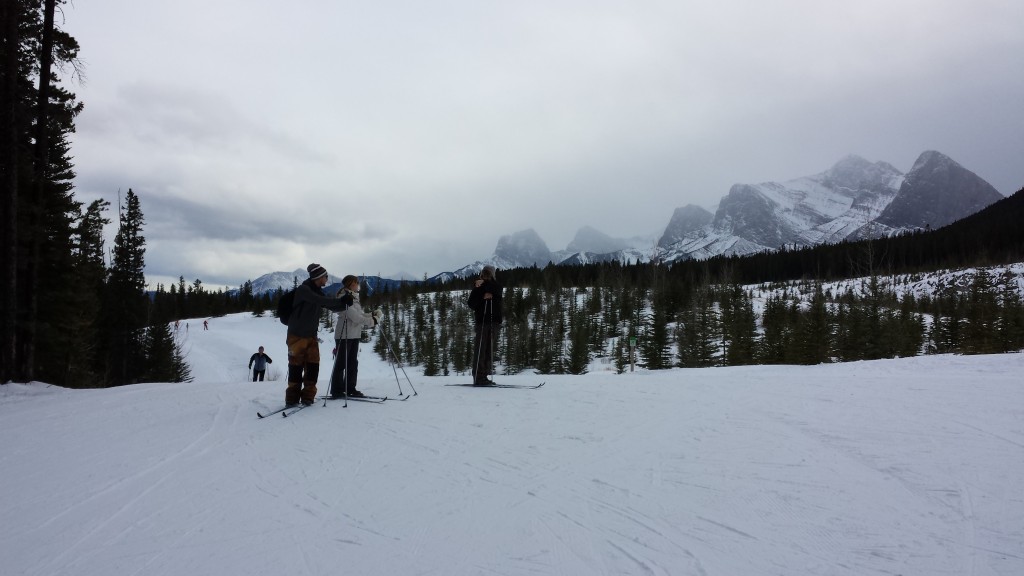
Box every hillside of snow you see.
[3,312,1023,575]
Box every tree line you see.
[362,262,1024,377]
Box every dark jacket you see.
[287,279,349,338]
[468,279,503,325]
[249,352,272,371]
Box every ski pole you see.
[324,336,344,408]
[379,321,418,396]
[487,298,495,383]
[473,299,487,384]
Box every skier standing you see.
[468,265,503,385]
[330,275,381,398]
[284,263,348,406]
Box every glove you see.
[372,309,383,321]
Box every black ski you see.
[320,395,387,404]
[342,396,387,404]
[444,382,545,389]
[257,405,293,419]
[282,404,311,417]
[373,394,411,401]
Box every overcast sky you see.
[64,0,1024,289]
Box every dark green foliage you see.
[143,322,192,383]
[720,285,757,366]
[676,287,719,368]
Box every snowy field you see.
[2,312,1023,576]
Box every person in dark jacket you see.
[248,346,273,381]
[284,263,349,406]
[467,265,503,385]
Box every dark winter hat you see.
[307,263,328,281]
[481,265,496,279]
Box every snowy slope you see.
[3,312,1023,576]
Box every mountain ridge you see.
[246,150,1005,291]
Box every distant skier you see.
[248,346,273,382]
[468,265,503,385]
[283,263,349,406]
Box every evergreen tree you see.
[720,284,757,366]
[565,308,590,374]
[891,293,925,357]
[143,321,192,382]
[794,282,832,364]
[928,290,963,354]
[1,0,84,382]
[759,294,795,364]
[962,270,1000,354]
[997,270,1024,352]
[61,199,109,385]
[422,326,440,376]
[676,288,719,368]
[640,304,673,369]
[98,189,149,385]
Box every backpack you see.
[277,289,296,325]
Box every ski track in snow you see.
[2,313,1023,575]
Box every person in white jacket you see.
[329,275,381,398]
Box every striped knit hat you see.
[307,263,328,281]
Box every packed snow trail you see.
[2,313,1023,575]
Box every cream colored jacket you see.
[333,289,375,340]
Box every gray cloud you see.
[65,0,1024,288]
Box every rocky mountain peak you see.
[494,228,553,267]
[658,204,714,248]
[875,150,1004,230]
[566,226,632,254]
[823,155,903,193]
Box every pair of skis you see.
[323,394,410,404]
[257,393,410,418]
[444,382,545,389]
[256,404,311,419]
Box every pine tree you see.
[997,270,1024,352]
[759,294,795,364]
[640,304,673,369]
[720,284,757,366]
[422,326,440,376]
[565,308,591,374]
[98,189,149,385]
[794,282,832,364]
[1,1,84,382]
[143,321,192,382]
[60,199,109,385]
[676,288,719,368]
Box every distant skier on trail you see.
[283,263,349,406]
[468,265,503,386]
[248,346,273,382]
[329,275,381,399]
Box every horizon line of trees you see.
[364,264,1024,377]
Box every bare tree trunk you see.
[20,0,56,379]
[0,0,22,382]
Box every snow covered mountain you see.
[567,226,634,254]
[247,150,1003,284]
[249,269,343,294]
[659,150,1002,262]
